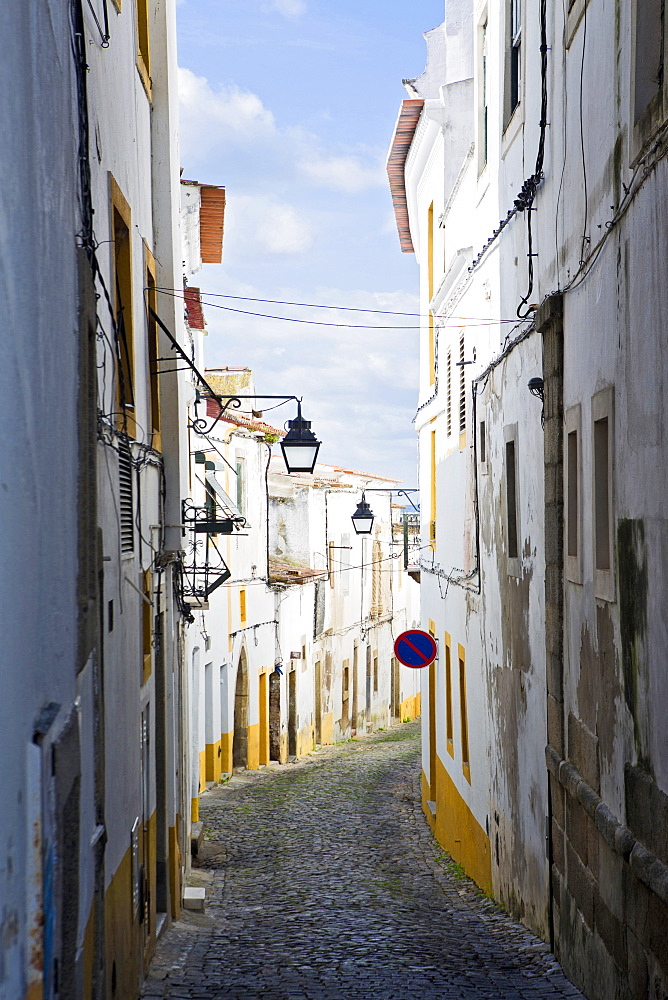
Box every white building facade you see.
[390,1,668,996]
[0,1,194,997]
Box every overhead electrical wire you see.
[154,286,518,330]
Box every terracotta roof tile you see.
[205,396,284,437]
[387,100,423,253]
[268,559,324,585]
[199,185,226,263]
[184,287,205,330]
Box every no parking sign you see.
[393,630,438,668]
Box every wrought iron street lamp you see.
[280,401,321,474]
[351,494,375,535]
[147,305,321,473]
[350,488,419,536]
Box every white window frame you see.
[564,403,583,584]
[592,387,615,602]
[630,0,668,163]
[504,423,521,578]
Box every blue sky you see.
[176,0,444,485]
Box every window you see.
[479,420,487,467]
[504,424,520,575]
[235,456,246,515]
[630,0,668,158]
[111,176,136,438]
[479,18,489,171]
[445,633,454,757]
[567,432,578,557]
[145,254,161,451]
[135,0,151,97]
[592,386,614,600]
[119,437,134,554]
[446,350,452,436]
[594,420,609,569]
[458,644,470,782]
[428,202,436,386]
[142,570,152,683]
[506,441,518,559]
[239,588,247,624]
[565,404,582,584]
[510,0,522,115]
[634,0,665,123]
[373,655,378,694]
[505,0,522,127]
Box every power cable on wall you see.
[578,0,589,266]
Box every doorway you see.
[314,660,322,744]
[429,659,437,803]
[269,670,281,760]
[288,669,297,757]
[351,641,358,731]
[233,648,249,768]
[365,645,372,722]
[391,655,400,720]
[259,671,269,766]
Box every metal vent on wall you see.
[119,439,134,553]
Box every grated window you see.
[119,439,134,553]
[446,350,452,436]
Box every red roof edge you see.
[386,100,423,254]
[184,287,205,330]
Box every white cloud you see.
[178,68,276,151]
[267,0,306,17]
[298,153,385,193]
[229,195,314,255]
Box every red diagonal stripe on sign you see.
[400,636,431,664]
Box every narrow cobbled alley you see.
[143,723,584,1000]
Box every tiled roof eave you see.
[386,100,424,253]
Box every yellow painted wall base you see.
[198,749,206,794]
[220,730,233,773]
[400,694,421,721]
[81,904,95,999]
[247,722,260,769]
[423,755,492,894]
[191,797,199,822]
[145,811,157,966]
[321,712,334,745]
[205,738,222,782]
[168,822,181,920]
[297,723,314,758]
[104,843,141,1000]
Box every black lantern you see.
[280,401,321,474]
[351,495,374,535]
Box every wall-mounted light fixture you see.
[528,376,544,401]
[147,306,320,474]
[528,377,545,427]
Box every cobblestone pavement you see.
[143,722,585,1000]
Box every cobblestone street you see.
[143,722,584,1000]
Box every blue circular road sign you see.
[394,630,438,668]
